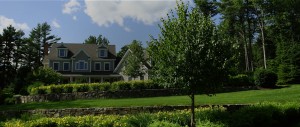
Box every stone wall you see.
[0,105,248,118]
[17,89,185,104]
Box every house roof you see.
[47,43,116,60]
[113,49,151,73]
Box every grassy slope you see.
[1,84,299,111]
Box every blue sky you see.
[0,0,193,52]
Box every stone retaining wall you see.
[0,105,248,118]
[17,89,185,104]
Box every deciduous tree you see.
[148,2,230,126]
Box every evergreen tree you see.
[29,22,60,67]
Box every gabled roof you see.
[47,43,116,60]
[113,49,151,73]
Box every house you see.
[43,43,121,83]
[43,43,150,83]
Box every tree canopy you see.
[123,40,145,78]
[148,2,230,126]
[84,34,110,45]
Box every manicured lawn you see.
[1,84,299,111]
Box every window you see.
[58,49,66,57]
[53,62,59,71]
[95,62,101,71]
[63,62,70,71]
[104,62,110,71]
[76,60,88,70]
[99,49,107,57]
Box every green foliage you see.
[277,64,297,85]
[254,68,278,88]
[84,34,110,45]
[228,74,253,87]
[148,1,230,94]
[117,45,129,58]
[32,67,62,85]
[0,85,16,105]
[4,103,300,127]
[148,121,181,127]
[123,40,145,78]
[73,84,90,92]
[28,81,160,95]
[111,81,131,91]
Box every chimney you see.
[44,43,49,56]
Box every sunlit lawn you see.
[1,84,299,111]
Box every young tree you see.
[123,40,145,78]
[148,2,230,127]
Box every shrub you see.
[130,81,145,90]
[32,67,62,85]
[277,64,297,85]
[48,85,64,94]
[74,84,90,92]
[254,68,278,88]
[99,82,111,91]
[62,84,73,93]
[148,121,181,127]
[229,74,253,87]
[111,81,131,91]
[27,81,44,95]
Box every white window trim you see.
[75,60,88,70]
[53,62,60,71]
[104,62,110,71]
[99,49,108,58]
[94,62,101,71]
[63,62,70,71]
[58,49,67,57]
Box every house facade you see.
[43,43,149,83]
[43,43,121,83]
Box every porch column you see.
[70,77,73,83]
[88,77,91,83]
[101,77,103,83]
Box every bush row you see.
[2,102,300,127]
[28,80,163,95]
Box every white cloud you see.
[62,0,81,14]
[124,26,131,32]
[84,0,178,31]
[0,15,30,33]
[52,19,61,28]
[73,16,77,20]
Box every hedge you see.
[2,102,300,127]
[28,80,162,95]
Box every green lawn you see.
[1,84,299,111]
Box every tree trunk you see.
[190,92,196,127]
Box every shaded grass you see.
[1,84,300,111]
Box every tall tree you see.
[0,25,25,87]
[123,40,145,78]
[84,34,110,45]
[29,22,60,66]
[148,2,230,126]
[194,0,218,17]
[117,45,129,58]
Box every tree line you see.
[194,0,300,84]
[0,23,60,93]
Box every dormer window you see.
[58,49,67,57]
[98,49,108,58]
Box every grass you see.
[1,84,300,111]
